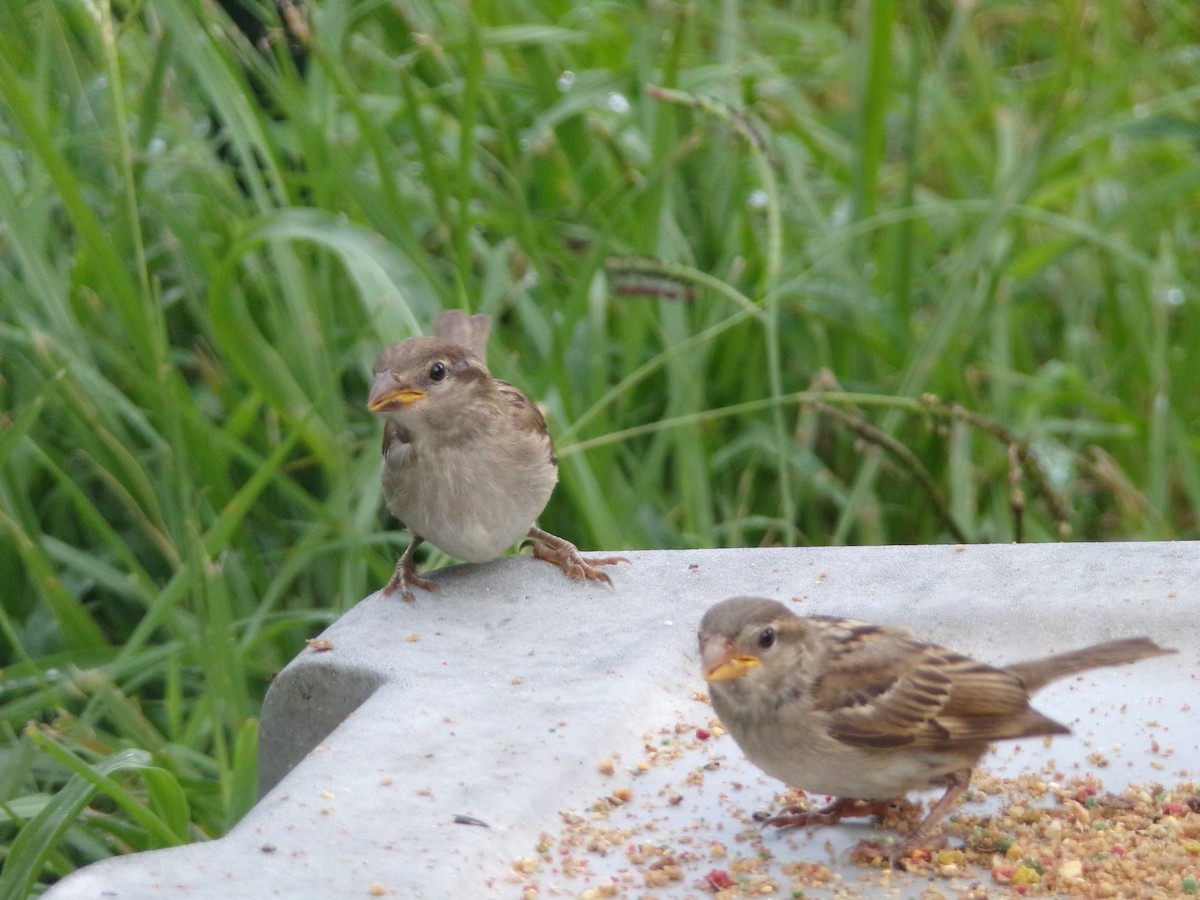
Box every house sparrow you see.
[368,311,627,602]
[698,596,1176,864]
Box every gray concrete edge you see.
[44,542,1200,898]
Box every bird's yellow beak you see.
[701,637,761,682]
[368,372,427,413]
[704,656,760,682]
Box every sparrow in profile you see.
[367,310,627,602]
[698,596,1175,864]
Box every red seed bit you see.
[696,728,712,741]
[906,847,933,864]
[705,869,735,890]
[1073,784,1098,805]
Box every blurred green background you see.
[2,0,1198,892]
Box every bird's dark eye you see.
[429,362,447,382]
[757,627,776,650]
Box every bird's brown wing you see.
[809,621,1062,750]
[807,621,953,749]
[931,661,1069,744]
[494,380,556,463]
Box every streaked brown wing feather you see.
[810,623,956,748]
[928,656,1070,745]
[495,380,555,462]
[811,621,1063,751]
[938,664,1033,717]
[933,709,1069,744]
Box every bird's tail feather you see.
[1006,637,1175,693]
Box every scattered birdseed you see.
[512,717,1199,898]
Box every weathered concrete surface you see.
[46,543,1198,898]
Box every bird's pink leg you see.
[761,796,914,830]
[849,769,971,867]
[526,526,628,586]
[383,535,439,603]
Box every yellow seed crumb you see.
[1059,859,1083,879]
[1011,864,1041,886]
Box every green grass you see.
[2,0,1199,891]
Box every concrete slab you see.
[45,543,1199,898]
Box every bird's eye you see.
[757,627,776,650]
[429,362,447,382]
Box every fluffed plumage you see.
[368,311,627,601]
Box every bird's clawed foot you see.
[844,773,969,868]
[526,526,628,586]
[847,770,968,867]
[759,797,914,830]
[760,796,932,868]
[382,536,439,603]
[383,567,439,604]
